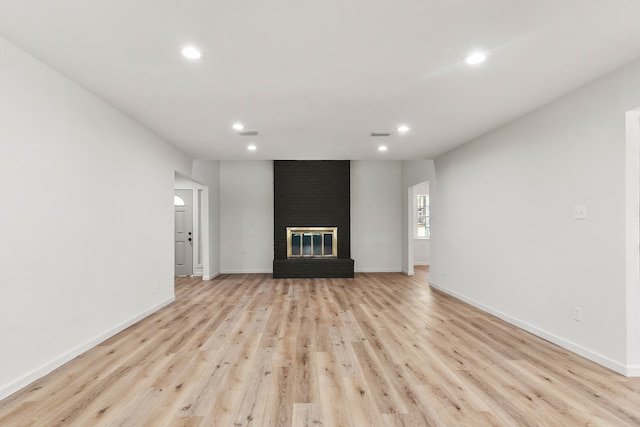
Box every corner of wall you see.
[203,271,221,281]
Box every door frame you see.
[174,172,210,279]
[407,180,430,276]
[174,188,194,276]
[625,108,640,376]
[407,186,415,276]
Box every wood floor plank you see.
[330,326,362,377]
[342,376,387,426]
[229,346,275,426]
[2,270,640,426]
[316,351,355,427]
[291,402,323,427]
[261,366,293,427]
[139,352,212,426]
[350,341,408,415]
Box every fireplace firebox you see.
[287,227,337,258]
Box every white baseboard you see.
[429,282,629,376]
[355,268,402,273]
[203,271,221,280]
[402,269,415,276]
[220,269,273,274]
[413,262,430,266]
[626,365,640,377]
[0,297,175,401]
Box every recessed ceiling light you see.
[397,125,410,133]
[247,144,257,151]
[378,145,388,152]
[232,123,244,131]
[181,46,202,60]
[465,51,487,65]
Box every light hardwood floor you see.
[1,268,640,426]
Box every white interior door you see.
[175,189,193,276]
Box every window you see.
[174,195,186,206]
[416,195,430,238]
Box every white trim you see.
[413,262,430,266]
[0,297,175,401]
[199,185,212,281]
[407,187,414,276]
[220,269,273,274]
[429,282,629,376]
[625,108,640,376]
[626,365,640,377]
[355,268,402,273]
[203,271,221,280]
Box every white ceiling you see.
[2,0,640,160]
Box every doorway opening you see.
[407,180,430,276]
[174,189,193,276]
[174,173,208,278]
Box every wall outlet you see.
[574,206,587,220]
[574,307,582,322]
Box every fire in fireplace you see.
[286,227,337,258]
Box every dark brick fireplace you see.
[273,160,355,278]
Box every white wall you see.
[214,160,407,274]
[401,160,436,274]
[219,161,273,273]
[192,160,221,279]
[431,58,640,375]
[412,181,430,265]
[413,239,430,265]
[0,37,192,400]
[351,161,402,272]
